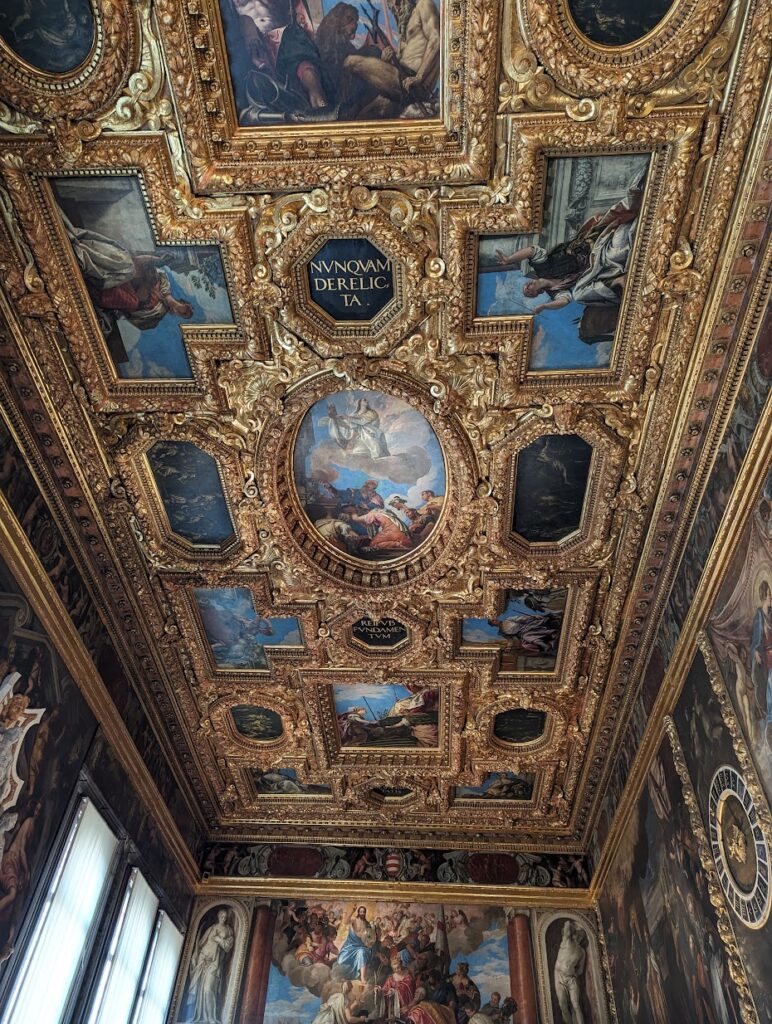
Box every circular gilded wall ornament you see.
[709,765,770,930]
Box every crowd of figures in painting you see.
[175,900,609,1024]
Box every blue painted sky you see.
[296,389,445,511]
[331,682,425,721]
[194,586,302,669]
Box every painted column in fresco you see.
[238,902,277,1023]
[506,909,538,1024]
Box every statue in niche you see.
[553,919,588,1024]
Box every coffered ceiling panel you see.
[0,0,768,867]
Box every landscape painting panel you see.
[194,587,302,669]
[493,709,547,744]
[567,0,674,47]
[477,154,650,371]
[333,681,439,748]
[462,588,567,672]
[264,900,513,1024]
[709,467,772,809]
[51,176,232,380]
[513,437,592,543]
[0,0,94,73]
[598,736,743,1023]
[220,0,441,127]
[293,390,446,562]
[455,773,535,802]
[231,705,284,741]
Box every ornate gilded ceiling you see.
[0,0,769,863]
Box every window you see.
[87,869,159,1024]
[1,799,119,1024]
[131,912,184,1024]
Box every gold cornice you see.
[195,875,593,908]
[0,493,200,890]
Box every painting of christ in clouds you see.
[219,0,441,127]
[50,176,233,380]
[293,390,446,563]
[332,681,439,748]
[477,154,650,372]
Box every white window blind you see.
[87,868,159,1024]
[1,798,119,1024]
[132,912,184,1024]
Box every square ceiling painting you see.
[50,175,233,380]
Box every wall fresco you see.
[598,734,743,1022]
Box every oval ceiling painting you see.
[292,389,446,563]
[567,0,675,47]
[0,0,95,74]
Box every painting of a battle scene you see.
[194,587,303,670]
[477,154,650,371]
[461,589,567,672]
[567,0,673,47]
[293,390,446,562]
[220,0,441,126]
[455,773,535,802]
[599,736,743,1023]
[0,558,98,961]
[50,176,233,380]
[333,682,439,749]
[513,437,592,544]
[148,442,234,546]
[265,900,515,1024]
[709,468,772,809]
[0,0,94,74]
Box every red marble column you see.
[238,902,277,1024]
[507,910,539,1024]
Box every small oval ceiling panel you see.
[566,0,675,47]
[292,389,446,564]
[0,0,95,73]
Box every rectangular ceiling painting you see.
[220,0,442,126]
[477,153,650,372]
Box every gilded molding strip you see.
[665,718,759,1024]
[0,492,199,889]
[194,875,593,908]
